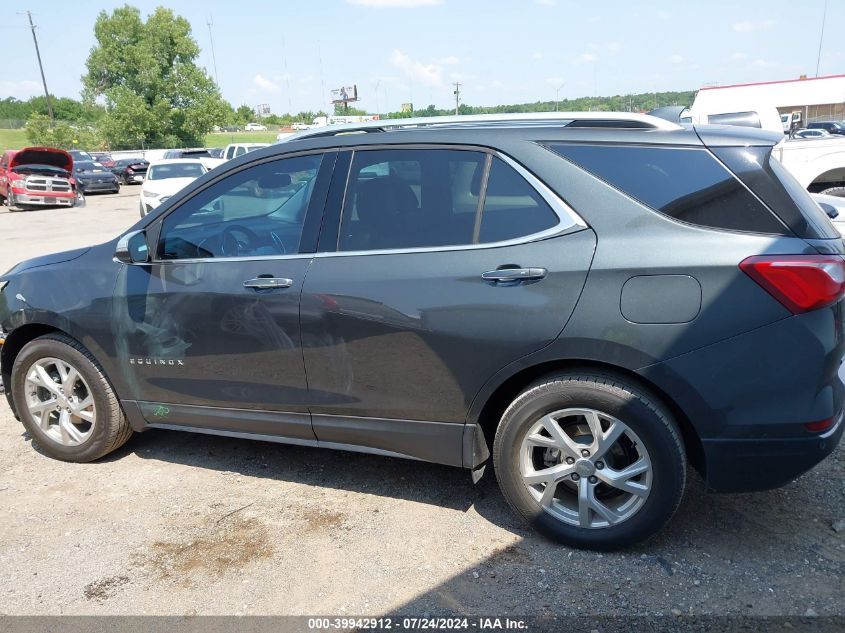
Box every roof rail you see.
[280,112,681,142]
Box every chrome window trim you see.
[147,145,588,264]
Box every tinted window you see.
[712,146,839,239]
[148,163,206,180]
[158,154,322,260]
[479,158,559,243]
[339,149,486,251]
[338,150,560,252]
[549,143,788,234]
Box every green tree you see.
[25,113,103,150]
[82,5,227,149]
[234,105,254,124]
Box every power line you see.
[206,15,220,87]
[21,10,53,124]
[815,0,828,77]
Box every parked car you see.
[792,128,832,139]
[162,149,211,159]
[244,122,268,131]
[110,158,149,185]
[1,113,843,550]
[223,143,269,160]
[90,152,115,168]
[68,149,94,163]
[72,161,120,195]
[138,159,206,216]
[0,147,76,210]
[807,121,845,136]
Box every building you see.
[696,74,845,124]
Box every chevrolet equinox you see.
[1,113,843,549]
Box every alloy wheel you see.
[24,357,96,446]
[519,408,652,529]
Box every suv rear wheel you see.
[493,372,686,550]
[11,334,133,462]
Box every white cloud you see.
[750,58,778,68]
[532,51,544,60]
[0,79,41,100]
[575,52,599,64]
[667,54,685,64]
[733,19,776,32]
[347,0,442,7]
[435,55,461,65]
[535,0,557,5]
[253,74,280,93]
[390,49,443,86]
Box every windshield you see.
[148,163,205,180]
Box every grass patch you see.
[0,129,29,150]
[0,129,279,151]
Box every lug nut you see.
[595,461,604,470]
[571,473,580,481]
[580,449,590,457]
[565,457,575,465]
[588,476,598,484]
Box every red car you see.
[90,152,115,168]
[0,147,77,210]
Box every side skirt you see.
[124,400,466,468]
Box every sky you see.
[2,0,842,115]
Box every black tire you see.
[493,371,686,550]
[11,333,133,462]
[819,186,845,198]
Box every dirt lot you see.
[0,192,843,618]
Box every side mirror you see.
[818,202,840,219]
[115,230,150,264]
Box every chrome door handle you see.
[243,277,294,289]
[481,268,547,283]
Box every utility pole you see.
[24,11,54,124]
[206,16,220,87]
[453,82,461,115]
[554,84,565,112]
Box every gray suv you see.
[1,113,843,550]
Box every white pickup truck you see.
[773,136,845,195]
[683,98,845,196]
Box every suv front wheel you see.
[493,372,686,550]
[11,334,133,462]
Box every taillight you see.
[740,255,845,314]
[804,418,835,433]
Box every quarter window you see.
[338,149,560,252]
[158,154,322,260]
[548,143,788,234]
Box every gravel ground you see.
[0,192,843,618]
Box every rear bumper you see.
[640,305,845,493]
[701,409,844,492]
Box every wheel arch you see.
[470,358,705,473]
[1,323,64,417]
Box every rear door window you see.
[548,143,789,234]
[338,149,561,252]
